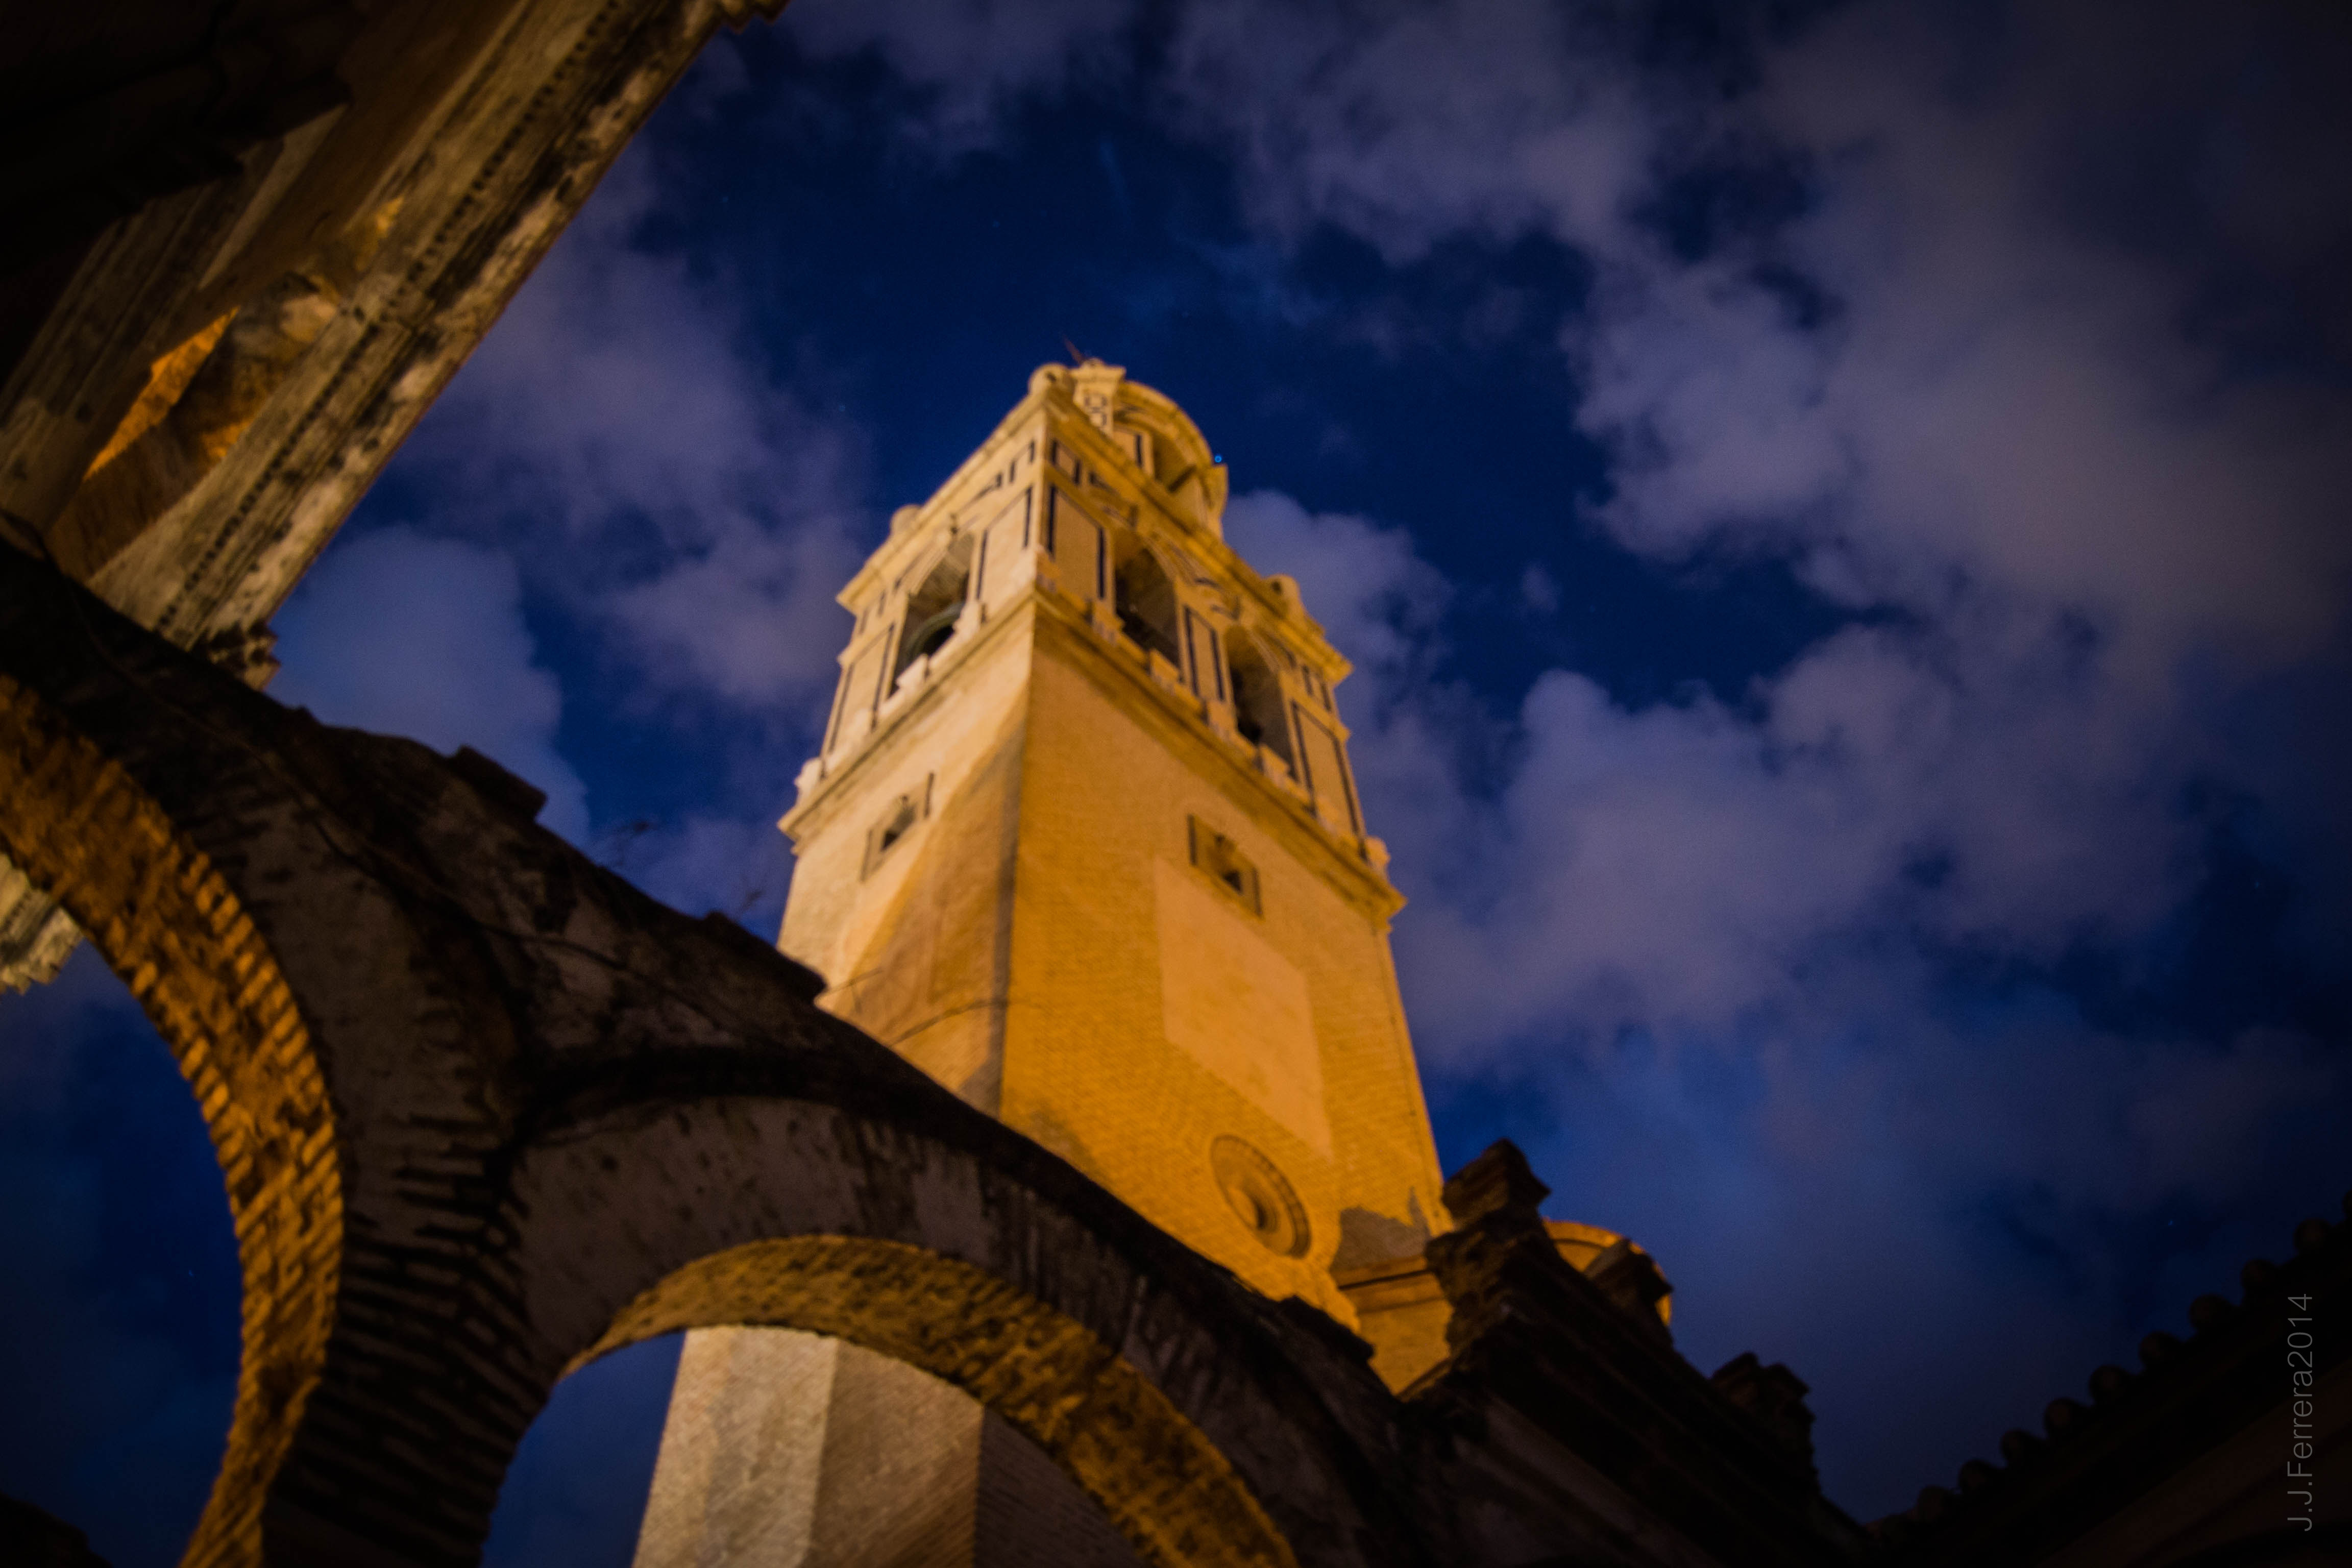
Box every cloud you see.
[1160,1,2352,644]
[272,528,592,842]
[782,0,1145,154]
[1161,0,1664,262]
[1230,456,2342,1509]
[1154,7,2352,1037]
[1576,33,2352,679]
[340,117,886,921]
[405,142,867,721]
[1222,489,1451,684]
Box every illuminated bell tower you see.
[781,359,1444,1303]
[635,363,1448,1564]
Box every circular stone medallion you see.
[1210,1136,1310,1258]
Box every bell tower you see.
[635,364,1448,1565]
[777,359,1444,1306]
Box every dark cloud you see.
[406,145,869,719]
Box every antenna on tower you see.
[1062,335,1089,366]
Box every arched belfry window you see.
[894,533,975,687]
[1114,546,1183,667]
[1223,630,1293,768]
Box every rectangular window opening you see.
[1188,815,1262,915]
[864,774,936,878]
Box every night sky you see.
[5,2,2350,1562]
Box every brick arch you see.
[496,1078,1404,1568]
[0,670,339,1568]
[569,1238,1295,1568]
[0,549,1420,1568]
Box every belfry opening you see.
[1113,545,1183,667]
[1223,629,1293,770]
[894,533,974,689]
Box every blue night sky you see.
[5,2,2349,1562]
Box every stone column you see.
[634,1328,1144,1568]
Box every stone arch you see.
[1222,628,1294,770]
[569,1238,1295,1567]
[0,550,1422,1567]
[1115,542,1183,666]
[494,1079,1417,1568]
[895,530,976,686]
[0,669,340,1568]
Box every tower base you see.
[634,1327,1145,1567]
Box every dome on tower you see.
[1030,360,1228,536]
